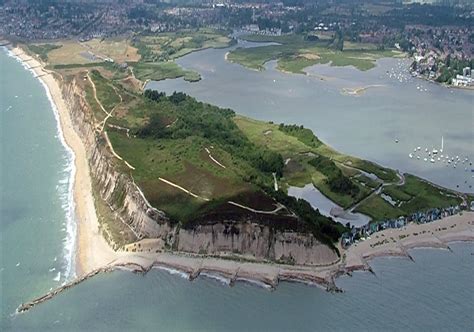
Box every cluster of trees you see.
[309,155,360,197]
[436,56,474,83]
[141,91,284,177]
[329,30,344,51]
[278,123,322,148]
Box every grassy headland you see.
[25,32,464,247]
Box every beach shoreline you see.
[7,46,120,277]
[17,211,474,313]
[7,44,474,314]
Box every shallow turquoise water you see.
[1,49,75,327]
[1,48,473,331]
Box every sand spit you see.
[341,84,385,96]
[17,212,473,314]
[8,45,474,314]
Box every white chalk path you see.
[205,147,226,169]
[158,178,210,201]
[103,131,135,170]
[158,178,286,215]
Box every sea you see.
[1,47,473,331]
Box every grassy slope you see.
[235,116,374,208]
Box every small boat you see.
[424,158,428,162]
[395,139,399,143]
[417,147,421,151]
[417,156,420,160]
[425,148,428,152]
[432,149,438,154]
[437,157,441,161]
[409,153,413,158]
[430,158,435,163]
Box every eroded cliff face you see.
[61,78,338,266]
[177,222,338,265]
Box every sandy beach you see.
[9,44,474,313]
[10,47,121,276]
[344,212,474,271]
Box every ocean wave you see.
[235,277,273,290]
[151,265,191,280]
[200,272,231,285]
[5,47,78,282]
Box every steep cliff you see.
[61,77,339,266]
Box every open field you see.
[227,34,404,73]
[135,28,233,62]
[26,31,229,83]
[82,38,141,62]
[27,38,140,65]
[44,40,101,65]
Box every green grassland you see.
[227,34,403,73]
[26,30,231,84]
[26,43,62,61]
[135,28,233,62]
[130,28,233,83]
[90,70,122,110]
[233,116,463,219]
[234,117,377,208]
[132,62,201,82]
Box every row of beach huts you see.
[342,204,467,247]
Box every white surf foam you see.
[5,47,77,281]
[235,277,273,290]
[200,272,231,286]
[152,265,191,280]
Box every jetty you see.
[16,262,150,313]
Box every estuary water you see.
[1,48,473,331]
[147,41,474,194]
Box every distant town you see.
[1,0,472,86]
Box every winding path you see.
[87,72,134,170]
[158,178,287,215]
